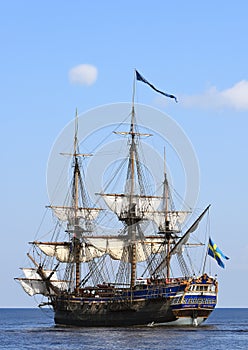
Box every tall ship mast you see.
[15,71,228,327]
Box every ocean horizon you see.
[0,308,247,349]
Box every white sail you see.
[87,236,165,262]
[35,236,165,264]
[17,268,68,296]
[136,238,165,262]
[22,268,42,279]
[100,193,161,219]
[36,243,104,263]
[18,279,68,296]
[86,237,125,260]
[19,279,49,296]
[51,206,101,222]
[148,211,189,231]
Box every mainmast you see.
[128,71,147,288]
[112,72,151,288]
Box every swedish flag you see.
[208,238,229,268]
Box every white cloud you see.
[68,64,98,86]
[221,80,248,110]
[182,80,248,110]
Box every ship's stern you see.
[169,274,218,326]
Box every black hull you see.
[51,276,217,327]
[53,297,176,327]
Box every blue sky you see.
[1,1,247,307]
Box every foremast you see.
[163,149,172,280]
[66,109,99,294]
[72,110,81,295]
[47,109,100,295]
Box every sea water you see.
[0,308,247,349]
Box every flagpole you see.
[202,238,209,274]
[202,211,210,273]
[132,69,136,109]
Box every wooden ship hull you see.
[53,297,174,327]
[52,276,217,327]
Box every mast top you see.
[60,109,93,158]
[74,108,79,155]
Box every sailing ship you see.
[16,73,218,327]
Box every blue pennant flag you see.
[208,237,230,268]
[135,70,178,103]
